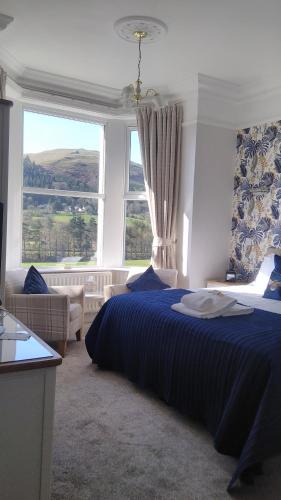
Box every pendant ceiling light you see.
[114,16,168,106]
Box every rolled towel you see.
[181,291,214,312]
[181,290,236,315]
[172,302,223,319]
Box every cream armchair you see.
[5,270,85,357]
[104,268,178,301]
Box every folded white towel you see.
[171,302,254,319]
[180,290,236,316]
[180,291,214,312]
[221,303,254,317]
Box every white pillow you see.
[252,254,275,291]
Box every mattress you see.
[200,282,281,314]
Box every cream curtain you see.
[136,104,183,269]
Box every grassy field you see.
[21,261,97,268]
[29,213,97,223]
[124,260,150,267]
[52,213,97,223]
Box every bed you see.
[85,278,281,491]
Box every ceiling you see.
[0,0,281,99]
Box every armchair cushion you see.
[23,266,49,294]
[49,285,84,303]
[127,265,169,292]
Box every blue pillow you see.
[263,255,281,300]
[126,266,170,292]
[23,266,49,294]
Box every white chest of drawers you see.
[0,312,61,500]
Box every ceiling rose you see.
[114,16,168,43]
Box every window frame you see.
[123,127,151,266]
[21,106,105,268]
[125,126,146,197]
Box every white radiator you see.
[42,271,112,323]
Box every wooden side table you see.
[206,280,248,288]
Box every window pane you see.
[22,194,98,267]
[125,200,152,266]
[23,111,103,193]
[129,130,145,192]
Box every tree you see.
[69,214,87,255]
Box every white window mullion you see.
[101,120,127,267]
[96,198,104,266]
[124,192,147,201]
[22,187,104,200]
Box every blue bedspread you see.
[85,289,281,490]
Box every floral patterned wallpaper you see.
[230,121,281,281]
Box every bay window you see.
[18,109,152,270]
[22,110,104,267]
[124,129,152,266]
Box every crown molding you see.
[238,76,281,103]
[0,49,133,114]
[2,42,281,128]
[197,73,281,129]
[19,87,136,120]
[0,46,25,79]
[198,74,241,102]
[19,67,121,103]
[5,76,22,99]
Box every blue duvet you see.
[85,289,281,490]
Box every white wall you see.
[176,122,197,287]
[188,123,236,287]
[6,101,23,269]
[0,100,14,300]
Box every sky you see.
[24,111,142,164]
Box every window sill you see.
[18,265,146,274]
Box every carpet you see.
[51,341,281,500]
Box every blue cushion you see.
[23,266,49,294]
[263,255,281,300]
[126,266,170,292]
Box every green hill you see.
[24,149,100,192]
[24,148,144,192]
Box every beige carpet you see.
[51,340,281,500]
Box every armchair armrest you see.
[104,284,130,301]
[6,293,70,342]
